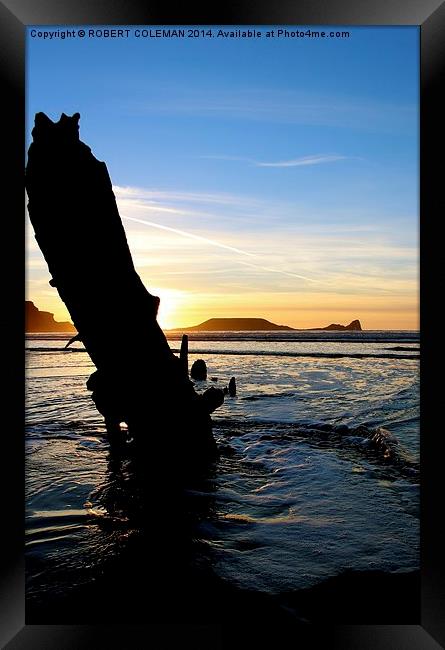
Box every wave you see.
[242,391,297,401]
[26,346,420,360]
[385,346,420,352]
[166,332,420,344]
[27,331,420,344]
[214,418,419,480]
[25,413,419,482]
[26,348,85,353]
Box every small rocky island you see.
[179,318,294,332]
[310,319,362,332]
[26,300,76,332]
[175,318,362,332]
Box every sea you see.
[25,329,420,622]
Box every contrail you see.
[237,260,321,283]
[122,214,320,284]
[121,214,255,257]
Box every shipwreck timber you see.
[25,112,224,462]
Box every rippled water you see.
[26,331,420,617]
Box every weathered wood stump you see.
[180,334,189,377]
[25,112,224,464]
[191,359,207,381]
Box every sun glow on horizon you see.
[148,286,186,330]
[27,287,419,332]
[26,27,419,334]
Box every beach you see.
[25,330,419,623]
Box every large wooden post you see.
[25,112,223,462]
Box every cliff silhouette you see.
[179,318,293,332]
[25,300,76,332]
[176,318,362,332]
[310,319,362,332]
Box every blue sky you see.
[26,26,419,329]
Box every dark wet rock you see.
[218,443,236,456]
[314,423,333,432]
[201,386,224,414]
[191,358,207,380]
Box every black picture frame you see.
[1,1,443,648]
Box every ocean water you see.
[25,330,420,618]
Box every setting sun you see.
[148,286,186,330]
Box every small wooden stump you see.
[180,334,189,377]
[191,359,207,381]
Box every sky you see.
[26,26,419,330]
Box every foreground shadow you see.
[26,442,302,626]
[26,439,419,626]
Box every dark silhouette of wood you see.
[180,334,188,377]
[64,333,82,349]
[190,359,207,381]
[25,112,223,462]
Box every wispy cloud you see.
[132,88,417,133]
[201,154,348,168]
[256,155,348,168]
[114,185,263,208]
